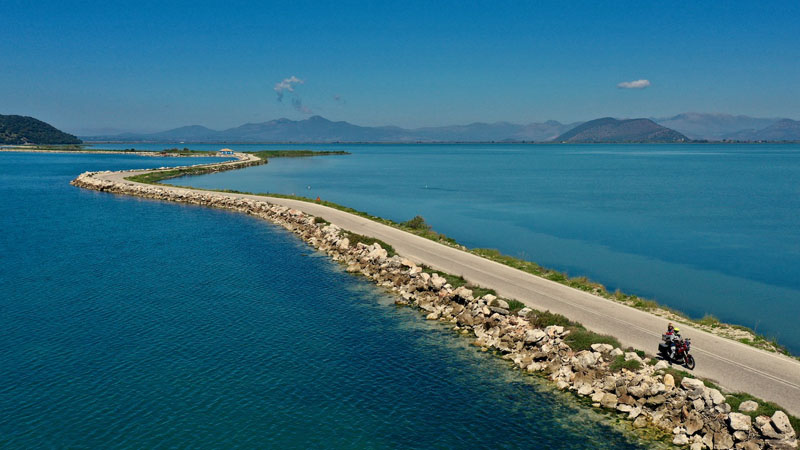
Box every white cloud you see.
[274,76,304,101]
[617,79,651,89]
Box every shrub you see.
[313,216,329,225]
[403,215,432,231]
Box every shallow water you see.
[0,152,654,448]
[158,143,800,353]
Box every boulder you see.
[544,325,564,336]
[633,415,649,428]
[600,393,619,409]
[654,360,670,371]
[577,384,594,396]
[728,413,752,432]
[489,306,510,315]
[524,329,547,344]
[713,431,734,449]
[664,373,675,389]
[709,388,726,405]
[682,378,706,391]
[517,307,533,317]
[430,275,446,290]
[624,352,643,362]
[646,394,667,406]
[610,348,624,357]
[771,411,795,436]
[739,400,759,413]
[732,430,748,441]
[591,343,614,353]
[673,434,690,445]
[489,298,509,309]
[575,351,598,368]
[685,411,705,435]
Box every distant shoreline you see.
[79,140,800,145]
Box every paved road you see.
[97,158,800,416]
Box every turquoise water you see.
[0,152,653,448]
[165,143,799,353]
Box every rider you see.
[665,323,681,359]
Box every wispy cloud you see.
[274,76,304,101]
[617,79,651,89]
[273,75,313,114]
[292,97,313,114]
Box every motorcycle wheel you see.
[685,354,696,370]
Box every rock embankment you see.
[71,161,797,450]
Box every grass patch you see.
[341,231,396,257]
[313,216,330,225]
[526,309,581,330]
[506,299,526,314]
[566,329,622,352]
[610,355,643,372]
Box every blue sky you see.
[1,0,798,133]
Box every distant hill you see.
[84,115,577,143]
[0,114,81,145]
[654,113,781,140]
[723,119,800,141]
[554,118,689,143]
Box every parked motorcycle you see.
[658,334,696,370]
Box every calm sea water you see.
[151,143,799,353]
[0,152,654,448]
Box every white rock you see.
[673,434,690,445]
[709,388,726,405]
[681,377,705,391]
[524,329,547,344]
[654,360,670,370]
[624,352,643,362]
[610,348,624,357]
[727,412,752,432]
[591,343,614,353]
[738,400,758,412]
[772,410,796,436]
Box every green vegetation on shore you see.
[122,151,796,360]
[0,114,81,145]
[249,150,350,159]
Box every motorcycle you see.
[658,334,696,370]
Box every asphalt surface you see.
[98,155,800,416]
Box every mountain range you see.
[91,116,578,143]
[82,113,800,143]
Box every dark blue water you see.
[0,152,654,448]
[166,143,800,352]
